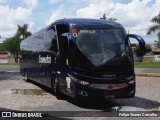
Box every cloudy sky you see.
[0,0,160,43]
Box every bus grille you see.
[89,83,128,90]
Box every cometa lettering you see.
[39,55,51,63]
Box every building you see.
[0,53,8,63]
[152,49,160,62]
[0,52,15,63]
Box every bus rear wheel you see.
[54,77,64,100]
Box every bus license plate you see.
[104,95,115,99]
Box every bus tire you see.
[24,70,29,82]
[54,77,63,100]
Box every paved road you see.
[0,72,159,119]
[0,65,19,72]
[135,68,160,73]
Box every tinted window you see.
[47,27,58,53]
[75,29,126,66]
[70,28,131,69]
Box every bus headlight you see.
[79,81,89,85]
[128,80,135,84]
[67,74,89,85]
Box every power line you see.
[127,28,149,34]
[129,28,148,31]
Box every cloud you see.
[109,0,160,41]
[48,0,59,4]
[77,0,115,18]
[0,0,38,42]
[24,0,38,8]
[48,0,80,4]
[45,6,73,25]
[75,0,160,42]
[45,6,63,25]
[0,0,10,4]
[0,5,33,41]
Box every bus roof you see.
[52,18,123,28]
[32,18,123,36]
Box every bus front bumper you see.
[73,82,135,99]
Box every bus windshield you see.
[71,28,131,70]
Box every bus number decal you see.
[79,30,95,34]
[66,77,71,89]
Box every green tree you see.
[1,24,31,63]
[0,43,3,52]
[16,24,32,40]
[134,45,152,57]
[2,37,21,63]
[147,12,160,48]
[100,14,117,21]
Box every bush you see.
[134,45,152,57]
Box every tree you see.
[16,24,32,40]
[134,45,152,57]
[1,24,32,63]
[0,43,3,52]
[100,14,117,21]
[2,37,21,63]
[147,12,160,48]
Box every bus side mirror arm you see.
[127,34,145,51]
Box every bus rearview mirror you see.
[127,34,145,51]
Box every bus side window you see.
[47,28,58,53]
[59,36,68,64]
[51,36,58,53]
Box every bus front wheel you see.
[54,77,63,100]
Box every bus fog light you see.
[129,90,134,95]
[79,91,88,96]
[128,80,135,84]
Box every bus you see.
[20,18,145,99]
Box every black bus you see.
[20,18,145,99]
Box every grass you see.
[135,62,160,68]
[0,63,19,65]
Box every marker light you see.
[71,28,77,34]
[71,28,78,37]
[66,59,69,65]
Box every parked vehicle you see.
[20,18,145,99]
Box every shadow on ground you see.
[30,80,160,111]
[0,72,21,81]
[1,72,159,111]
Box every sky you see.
[0,0,160,43]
